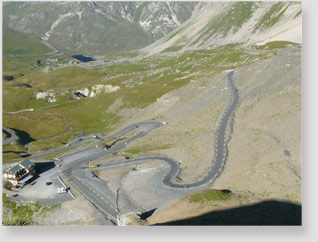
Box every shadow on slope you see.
[155,200,301,226]
[138,208,157,220]
[2,128,12,138]
[10,128,35,145]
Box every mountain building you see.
[4,159,36,187]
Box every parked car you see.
[56,187,67,194]
[46,182,52,186]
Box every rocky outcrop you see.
[36,91,56,103]
[75,84,120,98]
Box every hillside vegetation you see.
[2,25,296,161]
[3,28,51,56]
[2,25,300,162]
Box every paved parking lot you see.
[8,164,72,205]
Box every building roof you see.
[8,164,23,174]
[6,159,34,175]
[19,159,34,170]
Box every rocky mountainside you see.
[143,1,302,55]
[3,1,196,56]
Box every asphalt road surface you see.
[30,135,99,159]
[65,171,118,224]
[2,128,16,145]
[57,120,164,224]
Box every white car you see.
[56,187,67,194]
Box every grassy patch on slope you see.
[2,194,35,225]
[161,45,184,53]
[187,189,232,203]
[294,9,302,19]
[3,114,68,140]
[3,28,51,56]
[123,144,172,155]
[192,2,256,46]
[255,41,299,50]
[2,28,52,75]
[2,194,60,226]
[253,2,290,32]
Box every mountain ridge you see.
[3,1,197,56]
[142,1,301,56]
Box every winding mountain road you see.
[57,70,240,224]
[6,70,239,225]
[91,70,240,189]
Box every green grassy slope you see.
[253,2,290,32]
[191,2,257,47]
[3,28,51,56]
[2,23,296,161]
